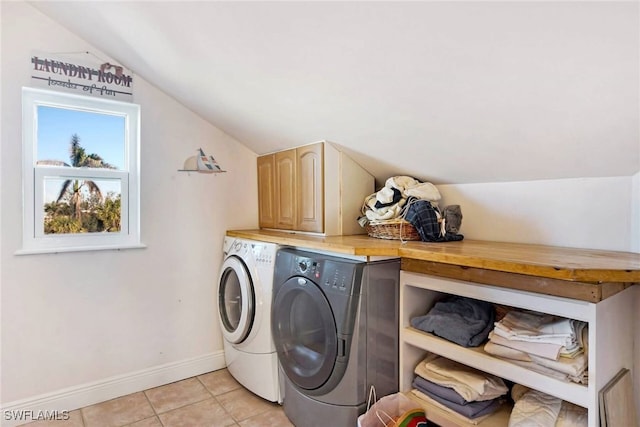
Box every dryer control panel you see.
[285,251,364,296]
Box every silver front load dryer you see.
[271,248,400,427]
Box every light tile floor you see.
[21,369,294,427]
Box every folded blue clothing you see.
[413,381,501,419]
[412,375,467,406]
[410,295,495,347]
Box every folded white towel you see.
[414,355,508,402]
[497,311,573,337]
[529,352,587,378]
[493,311,585,351]
[493,326,576,348]
[488,331,562,360]
[484,341,533,362]
[496,357,587,384]
[484,341,587,378]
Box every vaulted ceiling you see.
[30,1,639,185]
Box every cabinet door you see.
[296,143,324,233]
[275,149,296,230]
[257,154,275,229]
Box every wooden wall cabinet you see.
[257,149,298,230]
[274,149,297,230]
[257,141,374,235]
[257,155,275,229]
[295,143,323,233]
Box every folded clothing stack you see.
[410,296,496,347]
[411,355,508,424]
[484,310,588,384]
[508,384,587,427]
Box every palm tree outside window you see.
[40,133,121,234]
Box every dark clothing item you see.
[404,199,463,242]
[413,375,468,406]
[410,296,495,347]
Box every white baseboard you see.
[1,351,226,427]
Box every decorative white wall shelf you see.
[177,169,226,174]
[179,148,226,174]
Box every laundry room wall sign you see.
[29,52,134,101]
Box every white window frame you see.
[19,87,143,254]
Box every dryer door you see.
[272,276,337,391]
[218,256,255,344]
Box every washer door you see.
[272,276,337,391]
[218,256,255,344]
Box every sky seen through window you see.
[37,105,126,202]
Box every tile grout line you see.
[195,375,239,424]
[80,406,89,427]
[142,379,216,424]
[79,405,88,427]
[140,389,163,427]
[195,374,261,425]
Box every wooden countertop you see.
[227,229,404,257]
[226,229,640,302]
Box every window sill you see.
[14,243,147,256]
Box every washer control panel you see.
[252,243,275,266]
[224,237,276,267]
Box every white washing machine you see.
[217,236,281,402]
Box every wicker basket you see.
[365,218,421,241]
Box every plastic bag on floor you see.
[357,386,428,427]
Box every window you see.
[20,87,142,253]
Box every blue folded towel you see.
[410,296,495,347]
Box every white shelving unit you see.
[399,271,636,427]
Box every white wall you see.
[438,176,633,251]
[1,0,257,413]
